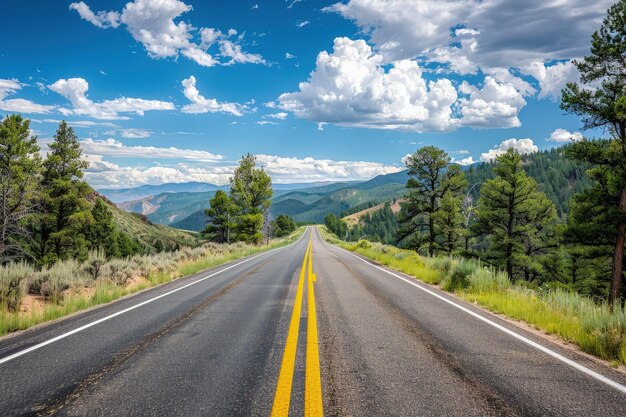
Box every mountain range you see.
[104,148,592,233]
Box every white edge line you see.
[0,228,310,366]
[332,244,626,395]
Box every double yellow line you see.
[271,234,323,417]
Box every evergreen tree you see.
[272,214,296,237]
[474,150,556,281]
[229,154,273,243]
[38,121,91,264]
[561,0,626,305]
[204,190,236,243]
[398,146,467,255]
[0,115,41,262]
[88,198,119,257]
[434,191,464,255]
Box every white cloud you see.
[297,20,310,28]
[325,0,612,99]
[120,128,151,138]
[455,156,476,166]
[80,138,223,162]
[278,38,458,132]
[522,61,579,100]
[326,0,611,67]
[252,4,259,10]
[480,138,538,162]
[547,128,584,143]
[458,76,527,129]
[48,78,174,120]
[264,112,288,120]
[180,76,246,116]
[257,121,278,125]
[83,151,402,189]
[40,118,120,128]
[71,0,264,68]
[0,79,56,114]
[69,2,120,29]
[285,52,296,59]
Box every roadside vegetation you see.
[0,227,304,337]
[320,227,626,365]
[0,113,300,337]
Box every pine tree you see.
[204,190,236,243]
[229,154,273,244]
[561,0,626,305]
[38,121,91,264]
[0,115,41,262]
[434,191,464,255]
[474,150,556,281]
[398,146,467,255]
[88,198,119,258]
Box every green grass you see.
[319,226,626,365]
[0,227,305,337]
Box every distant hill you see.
[100,182,223,203]
[118,191,215,225]
[90,192,201,251]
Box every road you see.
[1,227,625,416]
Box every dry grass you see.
[0,227,305,337]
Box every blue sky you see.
[0,0,610,188]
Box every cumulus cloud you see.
[455,156,476,166]
[326,0,611,67]
[458,76,527,129]
[325,0,610,98]
[48,78,173,120]
[0,79,56,114]
[278,38,458,132]
[522,61,579,100]
[547,128,584,143]
[80,138,223,162]
[480,138,538,162]
[69,2,120,29]
[180,76,246,116]
[70,0,264,67]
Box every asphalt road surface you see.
[1,227,625,416]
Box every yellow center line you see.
[271,239,310,417]
[305,237,323,417]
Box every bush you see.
[0,262,32,311]
[442,259,479,291]
[83,249,107,280]
[38,260,84,303]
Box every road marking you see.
[333,244,626,396]
[305,239,323,417]
[271,239,310,417]
[0,232,308,367]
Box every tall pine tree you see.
[474,150,556,282]
[38,121,91,264]
[561,0,626,305]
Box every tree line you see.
[0,117,142,267]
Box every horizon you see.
[0,0,608,189]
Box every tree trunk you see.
[428,213,435,256]
[609,187,626,307]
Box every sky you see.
[0,0,611,189]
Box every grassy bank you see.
[0,228,305,337]
[319,227,626,366]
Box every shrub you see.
[83,249,107,281]
[38,260,84,303]
[0,262,32,311]
[442,259,479,292]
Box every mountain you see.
[118,191,215,225]
[99,182,223,203]
[89,192,201,252]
